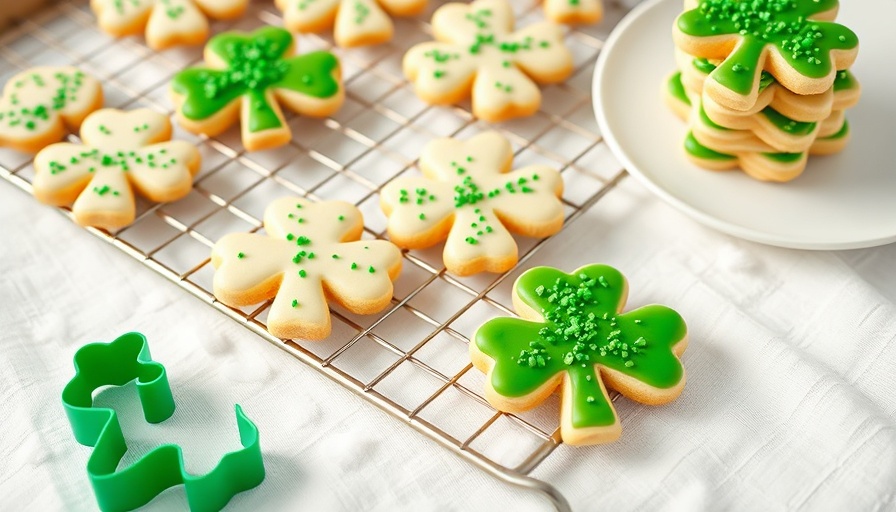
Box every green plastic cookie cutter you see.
[61,332,265,512]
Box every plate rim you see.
[591,0,896,251]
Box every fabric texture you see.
[2,174,895,511]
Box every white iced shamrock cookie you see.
[0,67,102,153]
[91,0,249,50]
[380,131,564,276]
[543,0,602,25]
[403,0,574,122]
[212,197,403,340]
[32,108,201,230]
[275,0,425,47]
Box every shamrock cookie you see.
[674,0,859,111]
[91,0,249,50]
[32,108,201,230]
[666,73,849,182]
[171,26,344,151]
[380,131,563,276]
[683,132,810,182]
[275,0,426,47]
[543,0,602,25]
[211,197,402,340]
[470,264,688,445]
[0,67,102,153]
[403,0,574,122]
[676,52,861,124]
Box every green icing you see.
[692,57,775,92]
[762,151,803,163]
[668,72,691,107]
[474,265,687,429]
[760,107,816,135]
[699,103,729,131]
[823,119,849,140]
[833,69,857,92]
[692,57,716,75]
[678,0,858,95]
[685,133,809,164]
[171,27,340,133]
[684,132,736,161]
[684,63,818,138]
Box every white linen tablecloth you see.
[2,172,895,511]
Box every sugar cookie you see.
[665,72,849,182]
[90,0,249,50]
[170,26,344,151]
[403,0,573,122]
[543,0,602,25]
[676,51,861,124]
[211,197,402,340]
[380,131,563,276]
[470,264,688,445]
[32,108,200,230]
[0,67,102,154]
[674,0,859,111]
[275,0,426,47]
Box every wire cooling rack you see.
[0,0,634,509]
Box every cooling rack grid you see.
[0,1,635,509]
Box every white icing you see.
[32,108,200,229]
[334,0,393,46]
[544,0,602,23]
[92,0,249,47]
[278,0,399,47]
[211,197,402,339]
[0,67,101,148]
[93,0,155,32]
[403,0,573,119]
[146,0,208,47]
[381,131,563,272]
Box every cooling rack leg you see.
[498,472,571,512]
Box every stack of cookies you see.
[665,0,860,182]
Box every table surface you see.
[3,0,896,511]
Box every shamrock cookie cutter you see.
[62,332,265,512]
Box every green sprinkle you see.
[237,252,245,259]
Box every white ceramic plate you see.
[593,0,896,250]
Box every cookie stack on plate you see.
[665,0,860,182]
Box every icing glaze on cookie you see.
[172,27,341,133]
[91,0,249,49]
[32,108,200,230]
[474,265,687,433]
[212,197,402,340]
[0,67,102,151]
[277,0,410,47]
[677,0,858,95]
[381,131,563,275]
[403,0,573,121]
